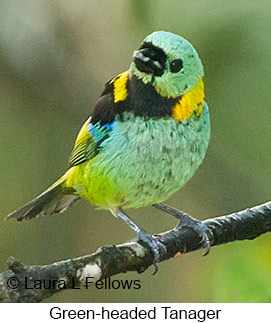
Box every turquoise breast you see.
[84,103,210,209]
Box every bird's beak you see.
[133,44,166,77]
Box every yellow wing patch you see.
[111,70,129,103]
[74,118,91,147]
[172,77,204,122]
[69,118,93,167]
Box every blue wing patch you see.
[69,118,114,167]
[88,121,114,142]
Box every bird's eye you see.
[170,59,183,73]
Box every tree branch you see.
[1,201,271,303]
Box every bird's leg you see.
[115,207,167,274]
[153,203,213,255]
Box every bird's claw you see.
[153,203,213,256]
[198,225,212,256]
[138,230,167,274]
[177,218,212,255]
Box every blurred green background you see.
[1,0,271,303]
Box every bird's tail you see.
[6,179,79,221]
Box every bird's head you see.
[130,31,204,98]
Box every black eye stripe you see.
[170,59,183,73]
[135,41,167,77]
[139,42,166,62]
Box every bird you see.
[7,31,211,271]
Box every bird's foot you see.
[137,229,167,274]
[177,217,212,255]
[153,203,213,255]
[115,207,166,274]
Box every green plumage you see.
[7,31,210,226]
[80,106,210,211]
